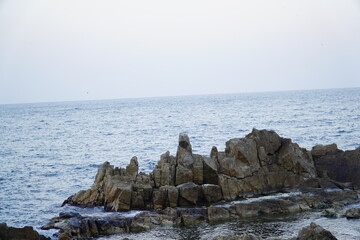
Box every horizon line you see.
[1,86,359,106]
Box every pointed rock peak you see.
[251,128,259,134]
[130,156,139,167]
[126,156,139,179]
[210,146,218,159]
[176,133,193,166]
[179,133,191,149]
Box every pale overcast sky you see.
[0,0,359,104]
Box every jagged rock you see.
[153,151,176,188]
[345,208,360,219]
[313,147,360,189]
[177,133,193,167]
[63,129,359,215]
[0,223,50,240]
[223,137,260,178]
[248,128,282,165]
[277,139,316,179]
[296,222,337,240]
[104,176,133,211]
[125,156,139,180]
[210,146,218,159]
[64,159,153,211]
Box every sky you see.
[0,0,360,104]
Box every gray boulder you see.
[296,222,337,240]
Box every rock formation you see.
[64,129,319,211]
[312,144,360,189]
[43,129,360,239]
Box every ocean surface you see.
[0,88,359,239]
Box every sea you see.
[0,88,359,239]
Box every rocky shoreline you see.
[2,129,360,239]
[41,189,359,239]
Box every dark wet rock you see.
[345,208,360,219]
[0,223,50,240]
[296,222,337,240]
[313,145,360,189]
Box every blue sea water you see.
[0,88,359,239]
